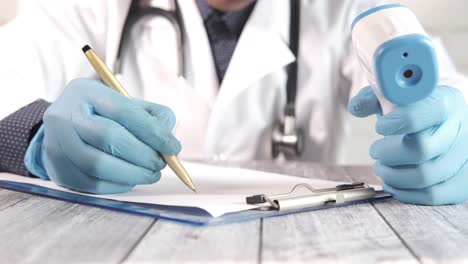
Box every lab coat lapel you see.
[165,0,219,158]
[104,0,132,69]
[178,0,219,107]
[215,0,294,110]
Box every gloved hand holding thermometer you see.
[348,4,468,205]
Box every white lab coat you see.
[0,0,467,163]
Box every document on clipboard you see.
[0,162,391,225]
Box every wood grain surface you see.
[0,161,465,263]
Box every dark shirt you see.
[195,0,256,82]
[0,100,50,176]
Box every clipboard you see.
[0,179,391,226]
[246,182,383,211]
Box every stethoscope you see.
[115,0,304,159]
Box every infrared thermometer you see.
[351,4,439,114]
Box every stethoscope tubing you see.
[115,0,303,158]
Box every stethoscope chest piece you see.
[271,0,303,159]
[271,113,304,159]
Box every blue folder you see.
[0,180,392,226]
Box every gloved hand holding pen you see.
[349,85,468,205]
[24,79,181,194]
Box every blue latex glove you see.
[348,85,468,205]
[25,79,181,194]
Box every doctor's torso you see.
[0,0,375,163]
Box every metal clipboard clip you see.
[246,182,382,211]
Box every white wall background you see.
[399,0,468,76]
[1,0,467,164]
[0,0,18,25]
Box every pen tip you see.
[82,45,91,53]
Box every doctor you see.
[0,0,468,203]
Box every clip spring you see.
[246,182,376,211]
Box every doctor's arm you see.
[0,1,181,194]
[0,2,71,177]
[0,78,181,194]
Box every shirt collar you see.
[195,0,256,37]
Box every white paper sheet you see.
[0,162,367,217]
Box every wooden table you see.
[1,161,467,264]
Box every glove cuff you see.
[24,125,49,179]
